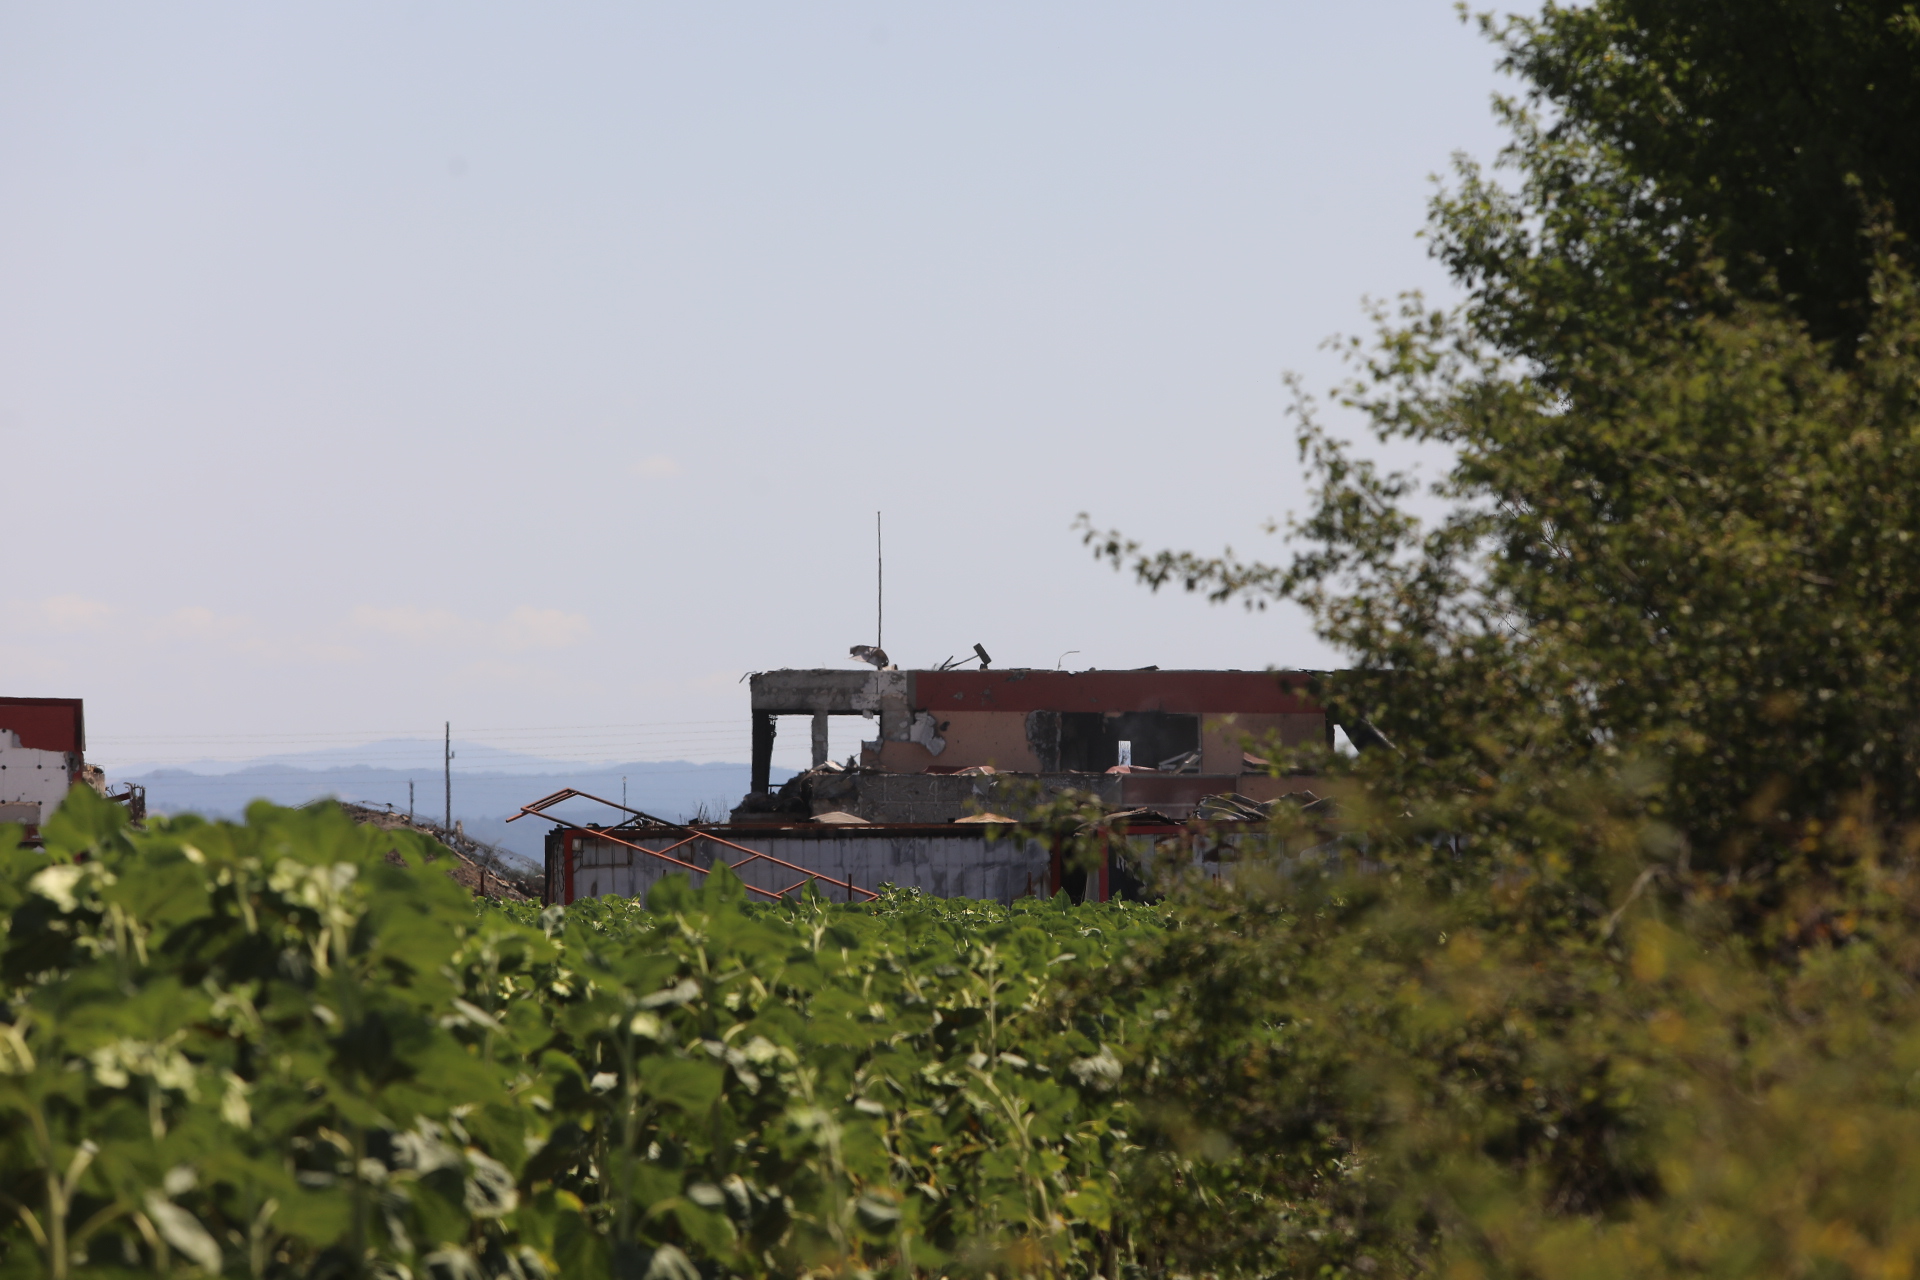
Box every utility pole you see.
[408,780,414,823]
[444,722,452,831]
[876,510,883,649]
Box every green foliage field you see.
[0,790,1163,1279]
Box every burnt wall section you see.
[1056,711,1199,772]
[913,669,1321,715]
[1024,711,1061,772]
[751,712,778,795]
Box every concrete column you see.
[811,712,830,768]
[751,712,776,794]
[877,670,911,743]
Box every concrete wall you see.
[788,767,1321,824]
[871,710,1044,773]
[0,731,77,827]
[555,826,1053,906]
[805,770,1128,823]
[749,669,895,714]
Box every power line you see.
[100,730,844,752]
[88,730,759,752]
[89,719,743,744]
[96,744,757,766]
[118,764,772,786]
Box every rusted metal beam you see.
[514,787,878,903]
[508,787,677,828]
[540,812,786,900]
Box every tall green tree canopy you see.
[1073,10,1920,1277]
[1092,0,1920,894]
[1455,0,1920,362]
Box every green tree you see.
[1089,0,1920,901]
[1074,3,1920,1276]
[1449,0,1920,361]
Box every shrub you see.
[0,788,1163,1279]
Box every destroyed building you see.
[736,666,1330,823]
[534,664,1352,909]
[0,697,144,839]
[0,697,88,833]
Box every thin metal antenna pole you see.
[876,511,883,649]
[444,722,452,830]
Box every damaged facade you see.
[538,666,1350,908]
[0,697,144,838]
[1,698,93,834]
[737,667,1331,822]
[0,694,144,836]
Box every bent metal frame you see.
[511,788,879,904]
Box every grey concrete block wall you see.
[805,771,1125,824]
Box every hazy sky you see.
[0,3,1509,773]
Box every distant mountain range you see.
[108,740,794,866]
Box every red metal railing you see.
[510,788,878,904]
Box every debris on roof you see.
[1157,748,1202,774]
[1195,793,1274,823]
[1088,807,1183,828]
